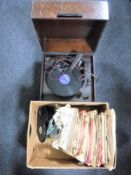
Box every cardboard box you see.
[27,101,116,170]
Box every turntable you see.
[40,53,96,101]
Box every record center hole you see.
[39,126,43,135]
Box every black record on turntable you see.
[46,68,82,97]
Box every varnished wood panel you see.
[45,38,93,53]
[32,1,109,20]
[32,1,109,52]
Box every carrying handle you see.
[57,13,82,18]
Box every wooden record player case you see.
[32,0,109,101]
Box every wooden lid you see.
[32,1,109,53]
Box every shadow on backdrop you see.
[13,62,42,175]
[100,63,131,175]
[18,62,41,147]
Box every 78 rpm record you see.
[46,69,82,97]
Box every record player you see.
[26,1,116,170]
[32,0,109,102]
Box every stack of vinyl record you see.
[50,104,116,170]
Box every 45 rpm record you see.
[46,69,82,97]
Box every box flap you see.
[32,1,109,53]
